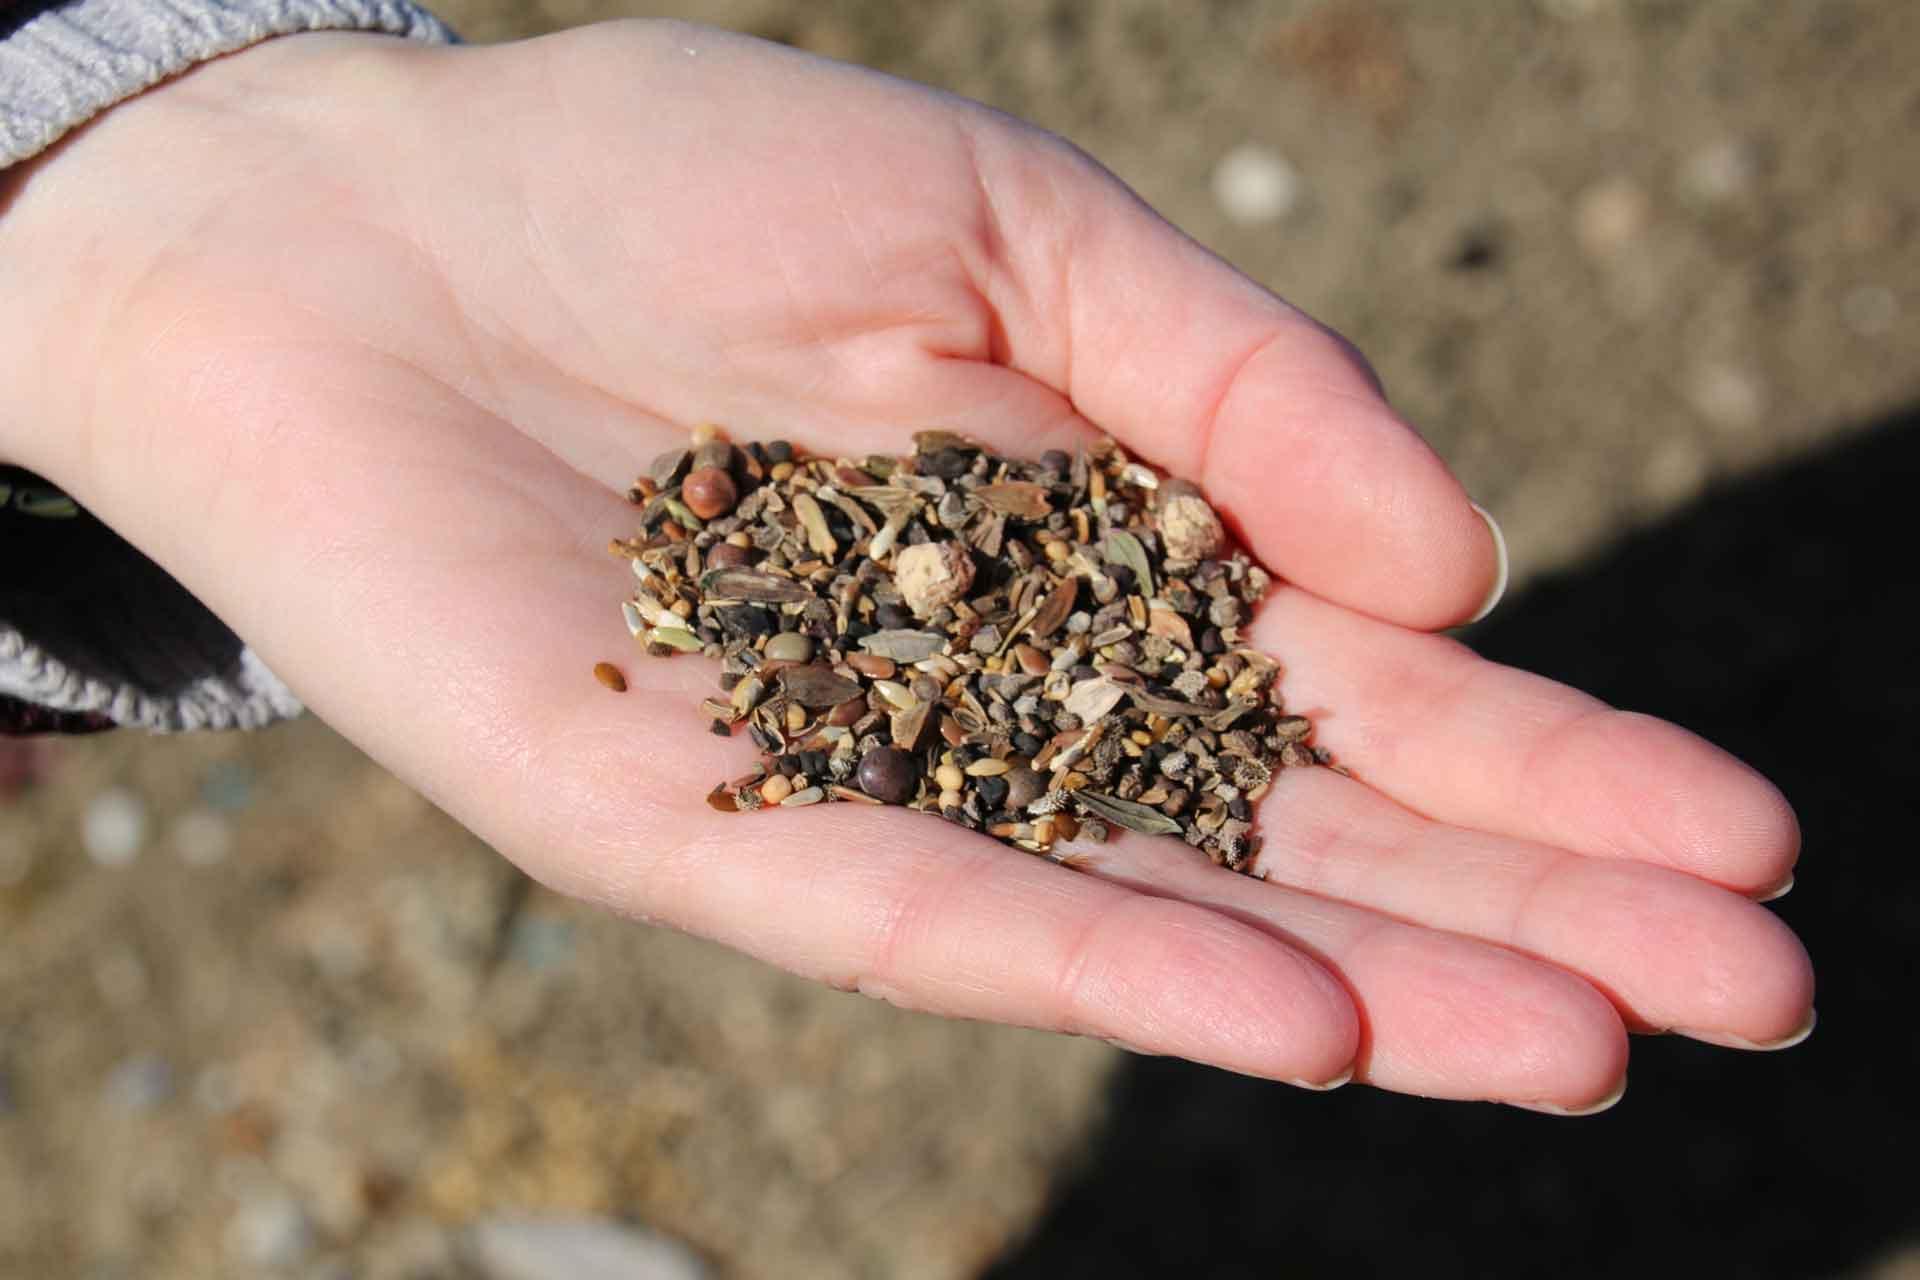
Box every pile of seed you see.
[610,426,1331,873]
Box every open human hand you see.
[0,20,1811,1110]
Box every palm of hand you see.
[9,22,1809,1108]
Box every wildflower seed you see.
[593,662,628,692]
[615,423,1328,875]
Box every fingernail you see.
[1512,1075,1627,1117]
[1756,873,1794,903]
[1467,502,1510,624]
[1680,1007,1817,1052]
[1288,1064,1355,1092]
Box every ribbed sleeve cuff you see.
[1,0,454,167]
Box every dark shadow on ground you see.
[987,406,1920,1278]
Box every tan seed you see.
[965,757,1011,778]
[593,662,627,692]
[785,703,807,733]
[873,680,919,711]
[938,788,965,810]
[769,460,796,482]
[781,786,826,807]
[934,764,966,791]
[1044,540,1070,563]
[760,774,794,805]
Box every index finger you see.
[964,126,1503,630]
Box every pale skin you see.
[0,21,1812,1110]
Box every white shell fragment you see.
[893,540,975,617]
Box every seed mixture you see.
[609,425,1332,873]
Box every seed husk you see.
[778,665,864,708]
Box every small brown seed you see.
[682,466,739,520]
[1013,643,1051,676]
[846,652,897,679]
[706,541,752,571]
[593,662,627,692]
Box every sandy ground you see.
[4,2,1917,1277]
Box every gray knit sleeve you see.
[2,0,454,166]
[1,0,454,731]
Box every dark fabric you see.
[2,465,254,721]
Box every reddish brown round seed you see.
[682,466,739,520]
[706,541,752,571]
[593,662,627,692]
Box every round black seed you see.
[765,439,793,463]
[949,746,978,768]
[1041,449,1071,477]
[922,448,971,479]
[1108,565,1136,596]
[874,603,914,630]
[799,750,829,777]
[1012,731,1043,757]
[708,719,731,737]
[1228,795,1252,821]
[1199,627,1225,655]
[857,747,918,805]
[776,754,803,777]
[984,810,1017,828]
[842,619,875,643]
[974,775,1010,810]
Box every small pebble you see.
[83,787,147,867]
[764,633,814,662]
[593,662,627,692]
[169,810,232,867]
[1212,143,1301,226]
[857,747,918,805]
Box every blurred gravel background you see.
[3,2,1916,1277]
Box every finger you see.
[1248,766,1816,1049]
[962,125,1501,630]
[1080,835,1628,1111]
[1249,586,1800,894]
